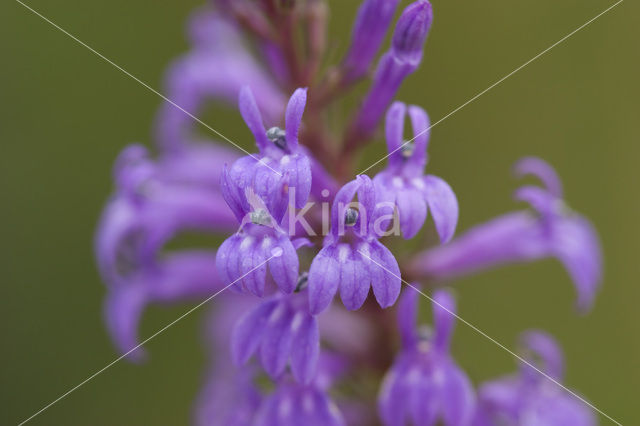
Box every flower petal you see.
[440,360,476,426]
[267,236,299,294]
[240,236,268,297]
[290,313,319,384]
[397,186,427,239]
[514,156,563,198]
[385,101,407,170]
[308,246,341,314]
[423,174,459,244]
[260,303,295,378]
[239,86,270,151]
[432,289,456,353]
[365,241,401,309]
[104,283,148,362]
[338,245,371,311]
[285,87,307,149]
[397,287,419,348]
[231,298,279,365]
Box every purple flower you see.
[231,288,320,383]
[410,157,603,311]
[341,0,401,82]
[228,86,312,209]
[374,101,458,240]
[254,379,345,426]
[473,331,596,426]
[215,176,301,296]
[351,0,433,138]
[308,175,401,314]
[378,288,475,426]
[95,144,237,359]
[155,9,286,152]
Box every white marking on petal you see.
[269,305,285,324]
[392,177,404,188]
[240,236,254,251]
[412,178,426,190]
[338,244,350,263]
[303,394,315,413]
[278,396,292,418]
[280,155,291,166]
[291,312,304,332]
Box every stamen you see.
[295,272,309,292]
[345,208,359,226]
[266,126,287,150]
[250,209,271,226]
[400,140,415,159]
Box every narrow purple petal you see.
[215,234,243,288]
[514,156,563,198]
[231,298,279,365]
[267,236,299,294]
[308,246,341,314]
[365,240,401,308]
[385,101,407,170]
[104,284,148,362]
[290,313,320,384]
[423,174,459,243]
[239,86,270,151]
[552,215,602,312]
[378,364,410,426]
[440,361,476,426]
[397,288,419,348]
[260,303,295,378]
[329,179,362,240]
[396,187,428,239]
[285,87,307,149]
[519,330,565,381]
[407,104,430,171]
[432,289,456,352]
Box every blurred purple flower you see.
[411,157,602,311]
[473,331,596,426]
[352,0,433,137]
[374,101,458,240]
[231,288,319,383]
[379,288,475,426]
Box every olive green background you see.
[1,0,638,424]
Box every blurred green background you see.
[2,0,638,424]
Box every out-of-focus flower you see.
[96,144,237,359]
[410,157,602,311]
[374,101,458,240]
[231,288,319,383]
[378,288,475,426]
[473,331,596,426]
[155,9,285,152]
[341,0,401,82]
[308,175,401,314]
[351,0,433,138]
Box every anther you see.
[400,140,415,159]
[250,209,271,226]
[266,127,287,150]
[345,208,359,226]
[295,272,309,292]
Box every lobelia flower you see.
[215,173,302,297]
[410,157,603,311]
[379,288,475,426]
[155,8,286,152]
[231,286,319,384]
[374,101,459,241]
[253,354,348,426]
[96,144,237,359]
[229,86,312,210]
[341,0,401,82]
[308,175,401,314]
[473,331,596,426]
[351,0,433,139]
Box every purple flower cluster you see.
[95,1,603,424]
